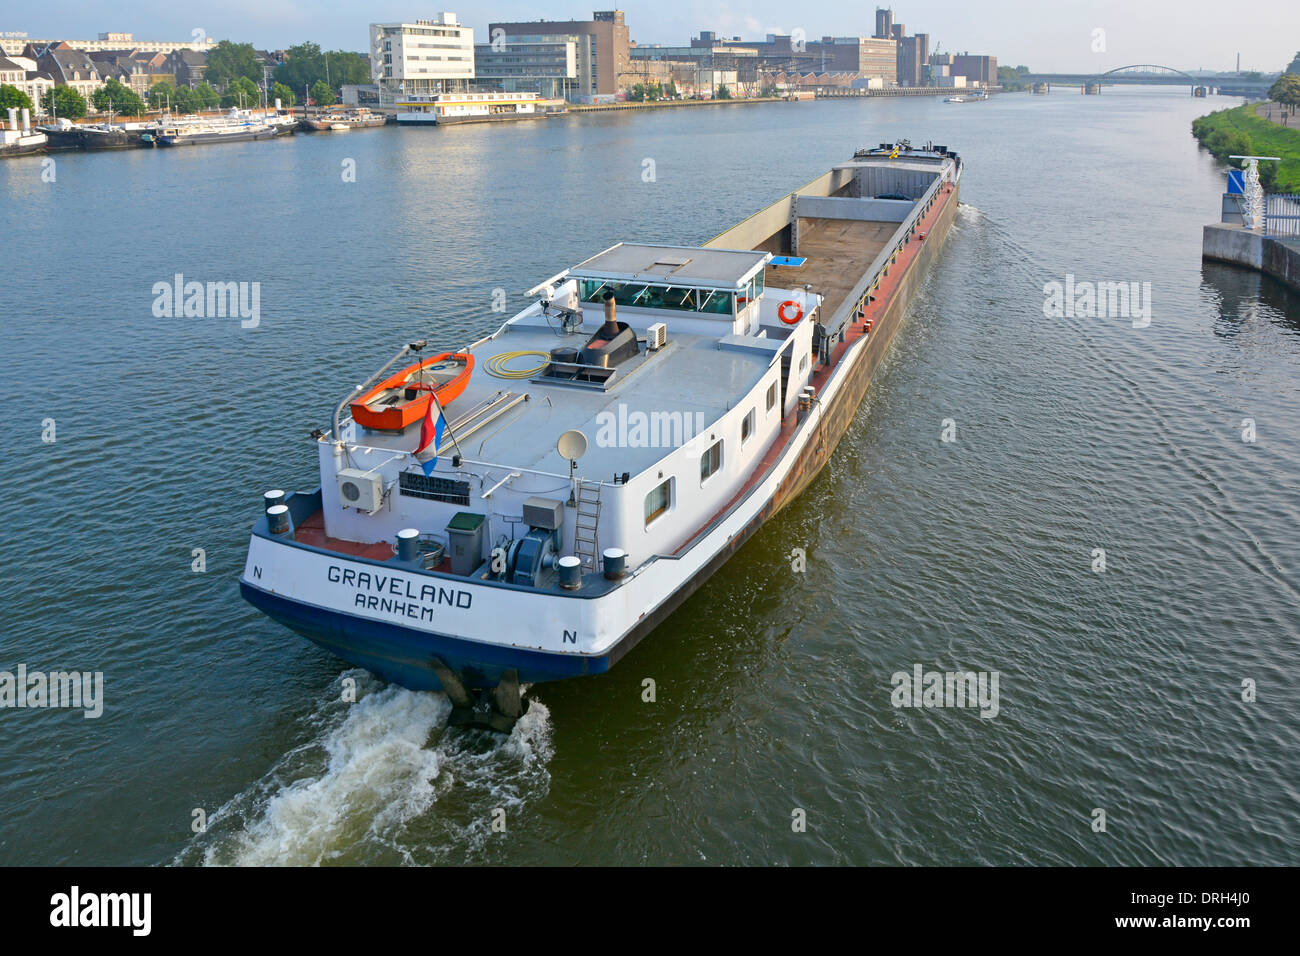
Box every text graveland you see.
[327,563,473,618]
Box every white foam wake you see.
[181,671,553,866]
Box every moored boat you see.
[157,109,280,147]
[301,108,388,131]
[240,140,963,729]
[38,118,140,150]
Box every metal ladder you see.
[573,480,602,571]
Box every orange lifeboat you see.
[349,352,474,432]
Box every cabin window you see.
[700,441,722,484]
[645,478,673,526]
[799,354,809,372]
[741,409,755,444]
[766,382,777,411]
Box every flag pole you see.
[427,388,465,459]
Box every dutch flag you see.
[416,397,447,476]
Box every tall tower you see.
[874,8,894,41]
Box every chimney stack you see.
[601,291,619,338]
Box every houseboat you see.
[394,91,540,126]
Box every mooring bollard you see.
[396,528,420,562]
[267,504,293,537]
[558,555,582,589]
[602,547,627,580]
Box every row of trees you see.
[1,75,335,123]
[2,83,141,120]
[1,37,362,122]
[627,81,678,102]
[203,39,365,101]
[997,65,1033,92]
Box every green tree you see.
[220,76,260,108]
[193,82,220,110]
[326,51,371,87]
[275,42,324,92]
[998,65,1032,91]
[1289,52,1300,74]
[91,78,145,116]
[1268,73,1300,115]
[0,83,32,111]
[716,84,732,99]
[309,79,335,107]
[268,82,296,108]
[147,80,175,110]
[275,43,370,93]
[205,40,263,87]
[172,85,200,113]
[41,86,86,119]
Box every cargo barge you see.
[240,140,962,729]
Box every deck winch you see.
[499,496,566,587]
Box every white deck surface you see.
[355,318,777,481]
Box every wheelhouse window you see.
[741,409,755,444]
[766,382,777,411]
[697,289,735,315]
[700,441,722,483]
[577,279,732,316]
[645,478,673,527]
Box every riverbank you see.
[567,96,786,113]
[1191,102,1300,192]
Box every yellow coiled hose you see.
[485,350,551,379]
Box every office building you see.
[370,13,475,106]
[488,11,629,96]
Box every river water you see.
[1,87,1297,866]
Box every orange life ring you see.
[778,300,803,324]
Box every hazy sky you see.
[2,1,1295,73]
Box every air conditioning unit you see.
[646,322,668,351]
[337,468,384,512]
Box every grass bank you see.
[1191,103,1300,192]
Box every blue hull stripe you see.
[240,582,610,689]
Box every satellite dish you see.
[557,429,588,462]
